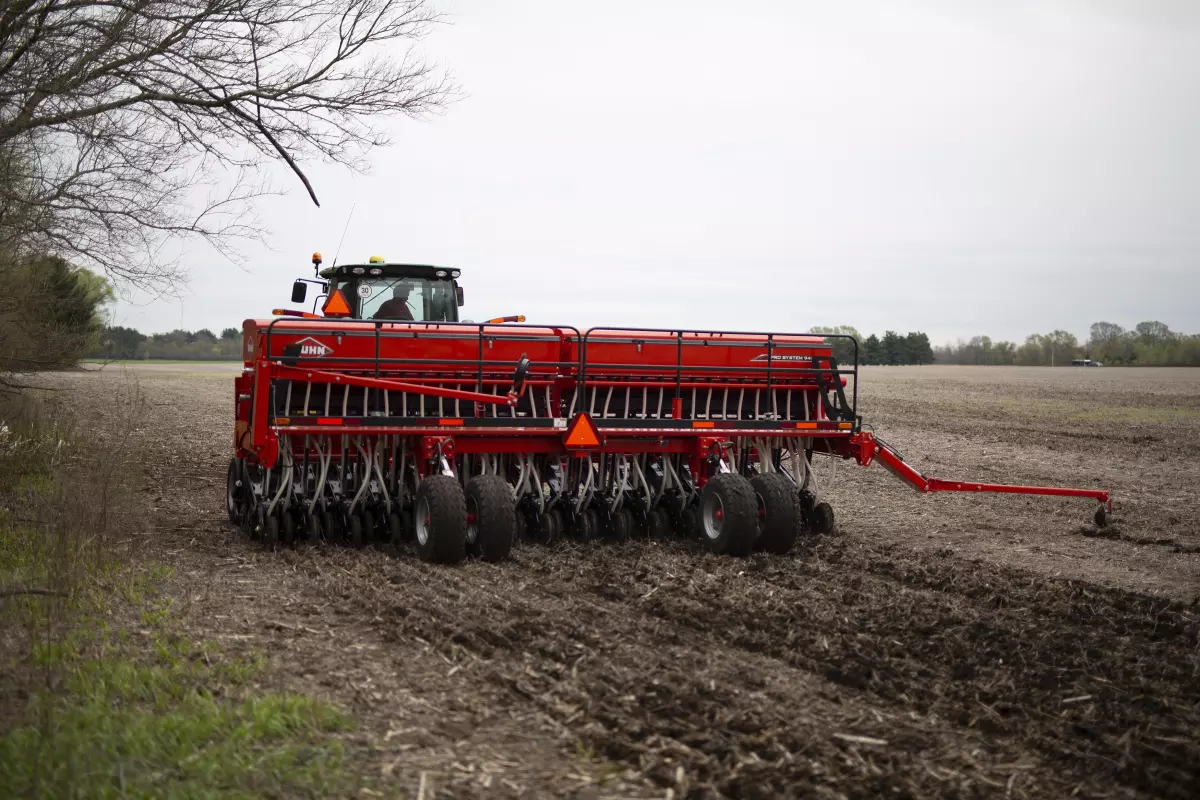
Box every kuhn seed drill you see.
[226,255,1113,562]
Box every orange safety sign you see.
[564,413,602,449]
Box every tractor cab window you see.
[357,277,456,322]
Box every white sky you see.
[109,0,1200,346]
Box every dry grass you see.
[0,379,364,798]
[9,364,1198,799]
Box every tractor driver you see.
[372,282,415,321]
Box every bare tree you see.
[0,0,452,290]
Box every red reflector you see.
[438,418,464,426]
[692,421,715,429]
[564,413,601,448]
[317,418,340,425]
[794,422,817,430]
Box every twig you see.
[832,732,889,747]
[0,588,67,598]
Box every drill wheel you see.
[699,474,758,557]
[465,476,516,562]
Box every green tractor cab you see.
[290,254,464,322]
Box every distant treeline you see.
[809,327,934,366]
[93,319,1200,367]
[92,326,242,360]
[931,321,1200,367]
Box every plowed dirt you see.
[68,364,1200,798]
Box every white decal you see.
[295,336,333,357]
[751,353,810,362]
[357,284,372,298]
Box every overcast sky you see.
[109,0,1200,345]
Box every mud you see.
[60,364,1200,798]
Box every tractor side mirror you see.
[291,281,307,303]
[455,286,464,307]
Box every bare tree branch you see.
[0,0,454,290]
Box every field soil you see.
[63,364,1200,797]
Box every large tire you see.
[699,473,758,556]
[465,476,515,562]
[414,475,468,564]
[751,473,800,555]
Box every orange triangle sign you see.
[564,413,601,448]
[321,288,352,317]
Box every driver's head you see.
[392,284,410,299]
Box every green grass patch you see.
[1,635,355,799]
[1,390,364,799]
[2,550,362,798]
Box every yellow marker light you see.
[369,255,385,263]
